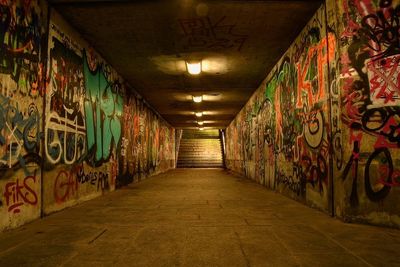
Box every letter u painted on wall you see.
[83,51,123,166]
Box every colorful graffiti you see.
[337,0,400,210]
[0,0,45,232]
[83,52,123,166]
[45,36,86,165]
[0,0,44,178]
[0,0,44,97]
[118,94,175,187]
[53,163,111,204]
[0,93,41,175]
[226,6,332,209]
[45,23,124,168]
[0,2,175,232]
[226,0,400,226]
[43,22,174,214]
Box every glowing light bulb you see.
[186,61,201,75]
[192,95,203,103]
[199,127,204,131]
[197,121,204,126]
[195,112,203,117]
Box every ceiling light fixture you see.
[199,127,204,131]
[186,61,202,75]
[195,112,203,117]
[192,95,203,103]
[197,121,204,126]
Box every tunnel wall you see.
[226,0,400,228]
[0,0,48,231]
[328,0,400,227]
[226,5,332,212]
[0,2,175,231]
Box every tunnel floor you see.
[0,169,399,267]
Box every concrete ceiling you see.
[49,0,322,129]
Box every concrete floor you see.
[0,169,399,267]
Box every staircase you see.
[177,129,224,168]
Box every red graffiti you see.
[3,170,38,214]
[378,165,400,187]
[350,129,363,144]
[341,0,374,39]
[342,89,366,124]
[54,165,81,204]
[367,54,400,106]
[374,116,400,149]
[342,0,361,38]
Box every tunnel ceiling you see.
[49,0,322,129]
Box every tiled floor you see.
[0,169,399,266]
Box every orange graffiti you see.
[296,33,336,108]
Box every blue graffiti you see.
[0,93,41,176]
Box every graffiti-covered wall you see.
[42,11,123,214]
[226,5,333,213]
[0,0,47,230]
[43,11,175,214]
[226,0,400,227]
[118,93,176,187]
[0,4,175,231]
[327,0,400,227]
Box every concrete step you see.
[180,141,221,144]
[177,156,222,159]
[177,156,223,159]
[177,131,224,168]
[177,166,224,168]
[177,160,223,163]
[177,164,224,168]
[178,150,222,154]
[181,129,220,139]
